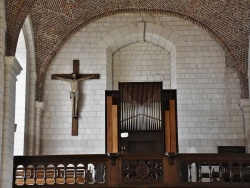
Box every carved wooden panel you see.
[121,159,164,183]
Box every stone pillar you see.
[248,35,250,93]
[23,16,37,156]
[0,55,4,186]
[1,57,22,188]
[0,0,6,177]
[244,35,250,153]
[34,101,44,155]
[239,100,250,153]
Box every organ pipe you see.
[119,82,162,131]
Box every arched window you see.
[14,29,27,155]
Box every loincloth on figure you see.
[70,91,79,99]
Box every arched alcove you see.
[113,41,171,89]
[96,22,187,90]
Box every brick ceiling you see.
[5,0,250,101]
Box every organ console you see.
[105,82,178,154]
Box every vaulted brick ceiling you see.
[5,0,250,100]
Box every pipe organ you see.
[106,82,178,154]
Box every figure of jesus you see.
[55,73,96,118]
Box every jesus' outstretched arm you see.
[77,74,97,81]
[54,76,72,82]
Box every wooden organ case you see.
[106,82,178,154]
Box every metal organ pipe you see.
[120,83,162,131]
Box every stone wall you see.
[113,42,170,89]
[41,13,244,154]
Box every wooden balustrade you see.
[177,153,250,186]
[13,153,250,187]
[13,155,108,187]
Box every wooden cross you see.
[51,60,100,136]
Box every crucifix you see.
[51,60,100,136]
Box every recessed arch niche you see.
[95,22,188,90]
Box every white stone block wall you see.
[240,100,250,153]
[41,13,244,154]
[113,42,170,89]
[42,58,106,154]
[176,44,244,153]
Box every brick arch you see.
[5,0,35,56]
[34,9,248,101]
[5,1,249,100]
[32,8,248,101]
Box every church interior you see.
[1,0,250,187]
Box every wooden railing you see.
[13,153,250,187]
